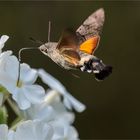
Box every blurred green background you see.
[0,1,140,139]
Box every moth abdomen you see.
[94,65,112,80]
[80,58,112,80]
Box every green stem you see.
[10,117,25,130]
[6,98,20,117]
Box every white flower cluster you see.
[0,35,86,140]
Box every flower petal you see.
[63,96,72,110]
[0,51,12,59]
[51,122,79,140]
[20,63,38,84]
[0,52,19,81]
[0,71,17,94]
[35,106,55,122]
[23,90,75,125]
[38,69,66,95]
[12,88,31,110]
[64,93,86,113]
[38,69,86,112]
[52,99,75,124]
[0,35,9,44]
[14,120,53,140]
[23,84,45,104]
[64,125,79,140]
[0,35,9,50]
[24,104,55,122]
[8,130,15,140]
[0,124,8,140]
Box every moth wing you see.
[62,50,80,65]
[57,29,81,65]
[79,36,100,54]
[76,8,104,54]
[57,29,79,51]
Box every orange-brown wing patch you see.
[80,36,100,54]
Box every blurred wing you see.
[62,50,80,65]
[57,29,80,65]
[76,8,104,54]
[57,29,79,51]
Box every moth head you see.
[39,42,51,54]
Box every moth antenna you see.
[17,47,39,86]
[48,21,51,42]
[29,37,44,45]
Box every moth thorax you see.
[79,55,94,65]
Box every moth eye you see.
[94,15,97,19]
[40,48,44,51]
[44,48,48,53]
[39,45,48,53]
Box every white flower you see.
[38,69,86,112]
[12,64,45,110]
[23,90,75,124]
[0,124,14,140]
[0,51,16,78]
[44,90,75,124]
[0,51,17,92]
[0,53,45,110]
[13,120,53,140]
[0,35,9,52]
[23,90,78,140]
[51,121,79,140]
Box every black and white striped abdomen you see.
[80,58,112,80]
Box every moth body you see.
[39,42,79,70]
[38,8,112,80]
[39,42,112,81]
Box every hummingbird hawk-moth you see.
[39,8,112,80]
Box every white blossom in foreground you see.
[23,90,75,124]
[23,90,79,140]
[0,35,9,107]
[13,120,53,140]
[0,53,45,109]
[0,35,9,52]
[38,69,86,112]
[0,51,17,90]
[0,121,79,140]
[0,35,84,140]
[0,124,14,140]
[51,121,79,140]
